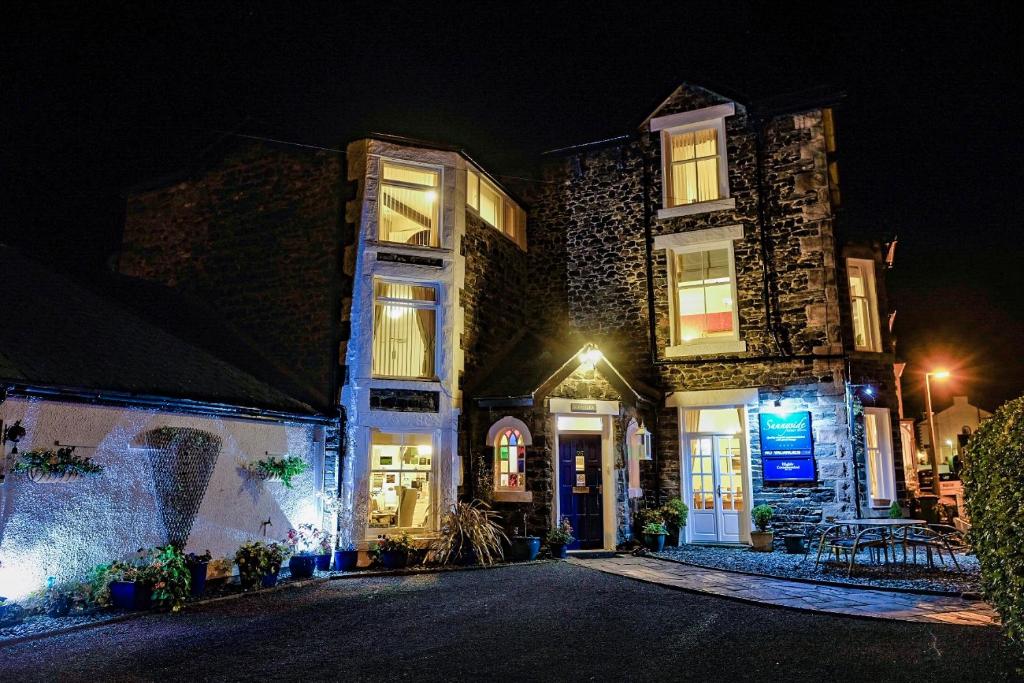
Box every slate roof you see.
[0,246,317,416]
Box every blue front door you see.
[558,435,603,549]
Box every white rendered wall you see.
[0,397,323,600]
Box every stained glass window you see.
[495,428,525,491]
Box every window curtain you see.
[413,286,434,378]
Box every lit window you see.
[864,408,895,507]
[368,431,432,531]
[379,161,440,247]
[847,258,882,352]
[494,429,525,492]
[672,247,737,344]
[665,126,722,207]
[466,169,526,249]
[372,280,437,379]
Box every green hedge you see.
[962,395,1024,645]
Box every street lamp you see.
[924,370,951,493]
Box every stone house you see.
[119,83,903,552]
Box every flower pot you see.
[334,549,360,571]
[260,567,281,588]
[110,581,152,610]
[643,533,666,552]
[379,550,408,570]
[187,561,209,596]
[511,536,541,562]
[664,524,680,547]
[783,534,807,554]
[289,554,317,579]
[548,543,568,559]
[28,469,80,484]
[750,530,774,552]
[315,553,332,571]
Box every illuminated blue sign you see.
[763,456,816,482]
[759,411,813,456]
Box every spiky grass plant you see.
[428,500,508,566]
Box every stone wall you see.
[120,141,349,414]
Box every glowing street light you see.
[924,369,951,493]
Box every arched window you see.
[495,429,526,492]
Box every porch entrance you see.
[558,435,603,549]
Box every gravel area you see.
[2,562,1017,682]
[652,544,981,594]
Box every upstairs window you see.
[372,280,437,379]
[379,161,440,247]
[666,127,722,207]
[467,169,526,249]
[673,246,737,343]
[847,258,882,352]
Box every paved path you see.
[570,555,999,626]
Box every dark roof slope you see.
[0,246,316,415]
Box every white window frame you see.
[655,226,746,357]
[864,407,896,508]
[371,277,439,381]
[365,429,437,535]
[846,257,883,353]
[377,158,443,249]
[466,168,527,250]
[651,103,736,219]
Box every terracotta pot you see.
[28,469,80,484]
[750,530,774,552]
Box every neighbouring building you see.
[119,82,904,553]
[0,247,330,599]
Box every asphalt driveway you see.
[2,562,1019,681]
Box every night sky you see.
[3,3,1021,416]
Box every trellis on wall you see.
[145,427,223,547]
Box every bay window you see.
[379,160,440,247]
[847,258,882,352]
[367,431,433,531]
[372,279,437,379]
[467,169,526,249]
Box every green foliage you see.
[662,498,689,528]
[545,517,575,546]
[13,446,103,477]
[637,506,665,528]
[962,395,1024,647]
[147,545,191,612]
[752,504,774,532]
[887,501,903,519]
[247,455,308,488]
[429,500,508,566]
[234,540,289,589]
[642,521,668,536]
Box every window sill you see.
[666,339,747,358]
[657,197,736,220]
[493,490,533,503]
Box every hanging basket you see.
[27,468,81,484]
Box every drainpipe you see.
[844,373,862,518]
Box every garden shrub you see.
[962,395,1024,647]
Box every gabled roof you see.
[469,330,660,407]
[0,246,318,418]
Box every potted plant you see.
[660,498,689,546]
[545,517,575,559]
[428,500,507,566]
[509,509,541,562]
[372,532,414,570]
[106,554,155,611]
[245,455,309,488]
[185,550,213,596]
[235,540,288,589]
[642,521,668,552]
[284,524,325,579]
[334,541,360,571]
[750,504,774,552]
[13,446,103,484]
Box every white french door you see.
[686,434,745,543]
[864,407,896,508]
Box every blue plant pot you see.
[334,549,360,571]
[549,543,568,559]
[261,568,280,588]
[315,554,332,571]
[289,555,317,579]
[188,561,208,596]
[511,537,541,561]
[110,581,152,610]
[380,550,408,570]
[643,533,666,552]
